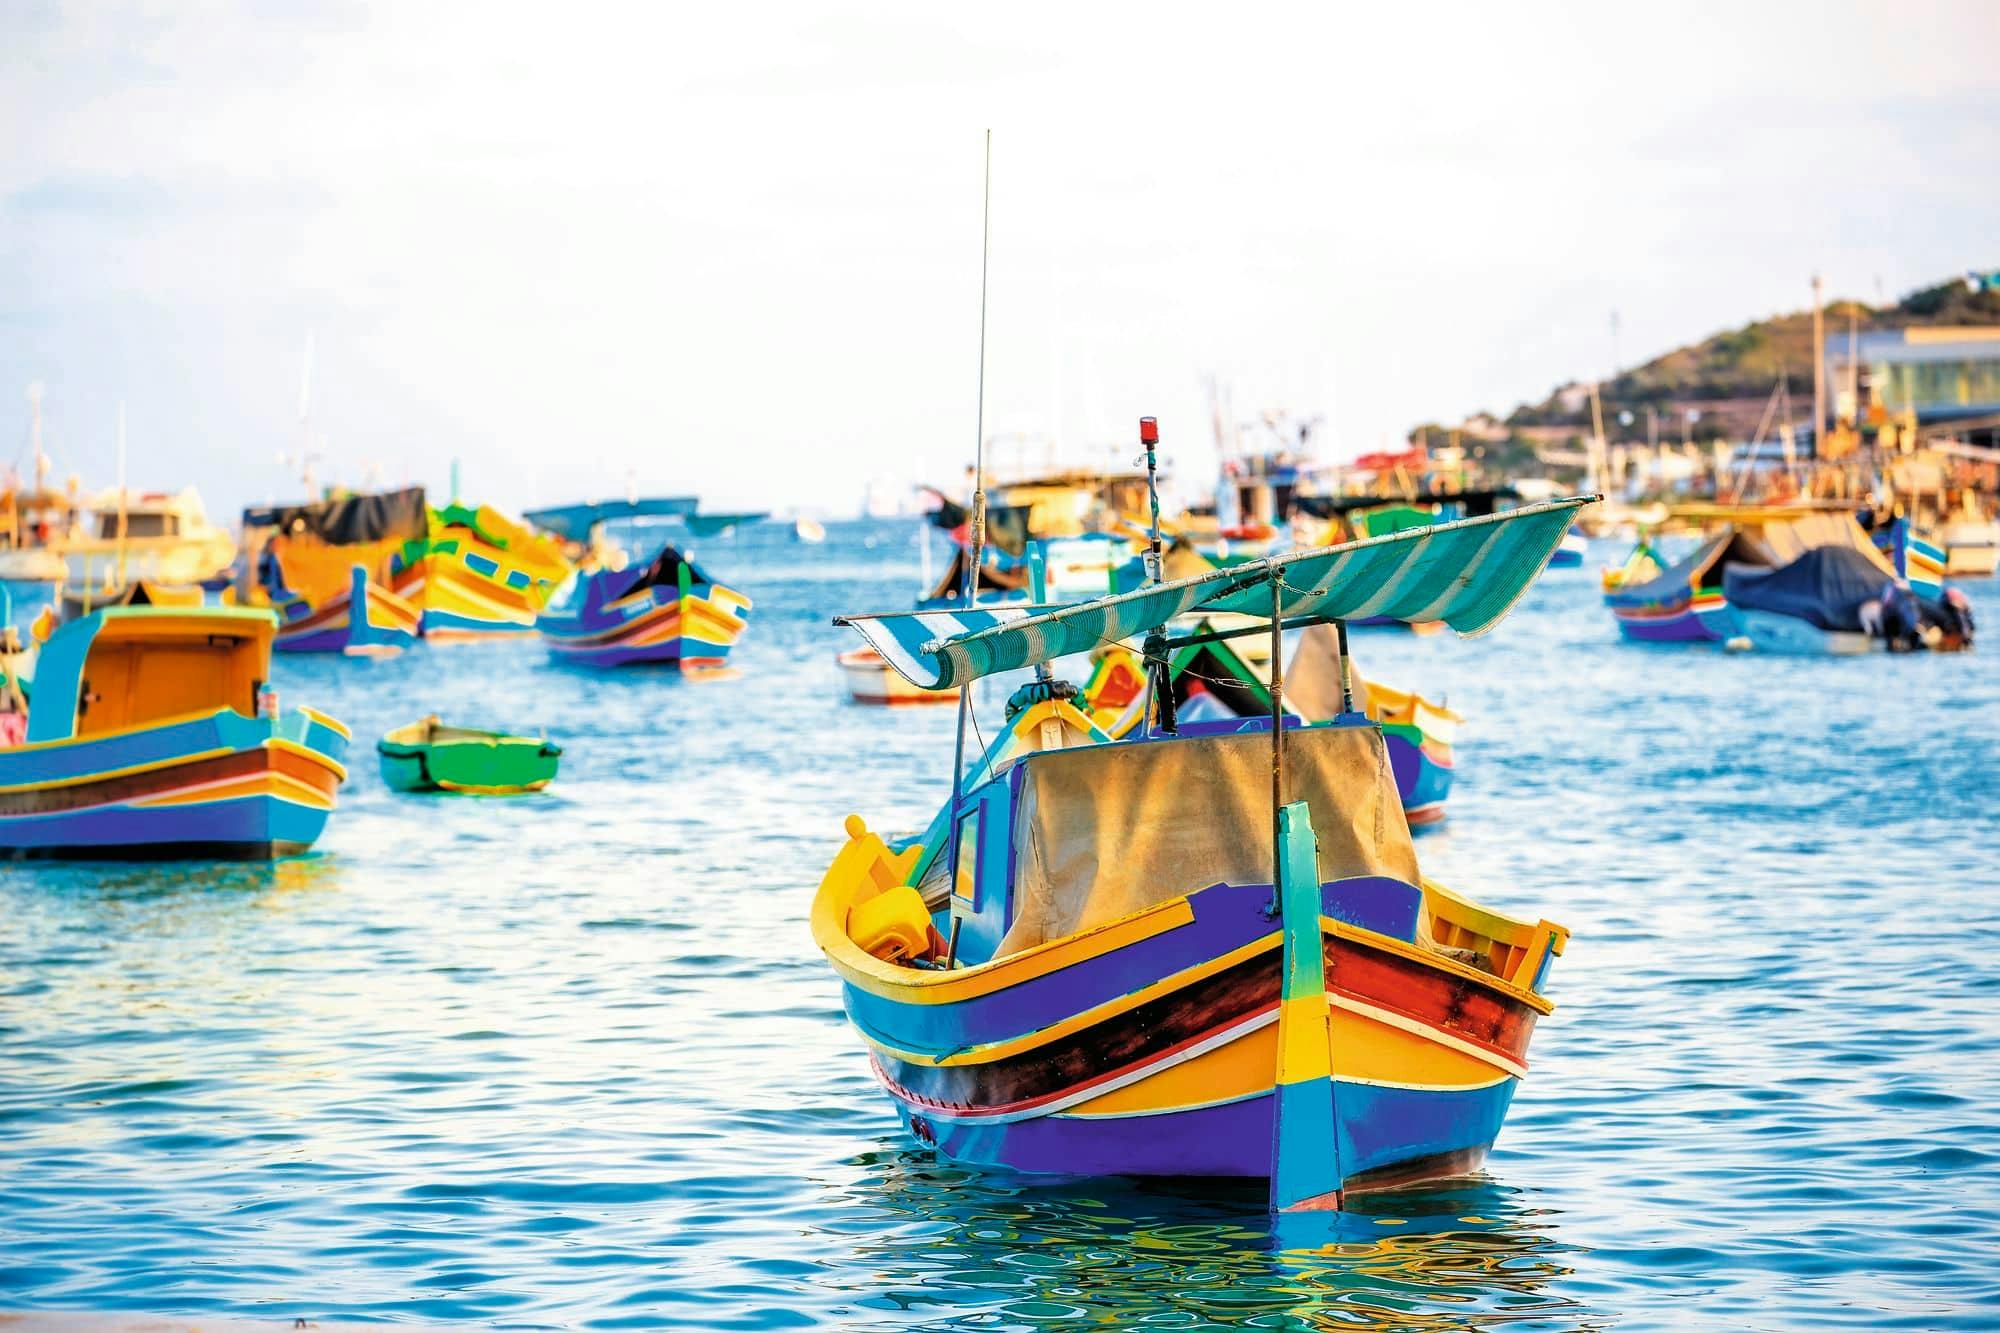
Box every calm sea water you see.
[3,520,1997,1330]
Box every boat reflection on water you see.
[825,1147,1592,1329]
[18,853,345,919]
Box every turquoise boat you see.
[816,496,1590,1211]
[0,605,350,860]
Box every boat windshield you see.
[99,512,176,539]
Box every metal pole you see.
[1140,415,1176,735]
[1270,572,1285,895]
[1335,619,1353,714]
[943,129,993,972]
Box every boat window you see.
[100,512,173,539]
[953,811,980,907]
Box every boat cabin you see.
[25,606,278,744]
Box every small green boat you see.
[377,716,562,794]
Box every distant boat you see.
[1548,531,1588,567]
[389,501,571,641]
[1605,509,1899,643]
[793,517,827,544]
[537,542,751,669]
[0,487,235,588]
[0,605,349,859]
[377,716,561,793]
[838,646,957,705]
[242,487,426,655]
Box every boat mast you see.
[115,401,128,591]
[943,129,993,970]
[1140,415,1176,734]
[1811,273,1825,452]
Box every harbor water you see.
[3,521,1997,1330]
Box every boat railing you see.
[1420,877,1570,995]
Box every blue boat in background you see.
[537,544,751,670]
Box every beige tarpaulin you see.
[999,723,1419,957]
[1760,513,1896,575]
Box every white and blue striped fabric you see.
[839,496,1596,692]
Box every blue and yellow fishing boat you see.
[0,605,349,859]
[537,543,751,669]
[389,501,571,641]
[816,495,1589,1209]
[1605,508,1910,643]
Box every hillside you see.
[1495,274,2000,438]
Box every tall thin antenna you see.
[943,128,994,972]
[115,401,129,590]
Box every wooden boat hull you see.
[273,565,420,655]
[539,584,750,669]
[390,554,546,640]
[838,647,960,705]
[826,875,1553,1190]
[0,706,349,860]
[1605,588,1731,642]
[377,732,561,794]
[1735,610,1873,656]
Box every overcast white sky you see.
[3,1,1997,518]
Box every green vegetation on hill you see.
[1503,275,2000,427]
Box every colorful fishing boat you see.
[839,647,959,706]
[377,716,561,793]
[242,488,426,655]
[0,605,349,859]
[817,490,1589,1209]
[537,542,751,669]
[1079,623,1462,825]
[1869,517,1946,601]
[390,501,571,641]
[1604,509,1899,643]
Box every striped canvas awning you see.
[840,496,1596,691]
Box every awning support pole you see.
[1269,572,1285,910]
[1335,618,1354,714]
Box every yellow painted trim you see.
[295,706,352,741]
[267,737,348,784]
[1324,916,1556,1015]
[0,707,237,754]
[860,930,1282,1069]
[1328,993,1529,1079]
[814,827,1200,1005]
[131,771,335,812]
[435,779,551,794]
[0,744,237,794]
[1276,993,1332,1085]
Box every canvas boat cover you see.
[1619,513,1894,603]
[1724,545,1892,631]
[842,496,1593,691]
[243,487,427,546]
[999,722,1418,957]
[594,543,709,604]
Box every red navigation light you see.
[1139,417,1159,445]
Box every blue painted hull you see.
[897,1076,1516,1186]
[0,708,350,861]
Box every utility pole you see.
[1811,274,1826,447]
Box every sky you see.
[3,0,1997,520]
